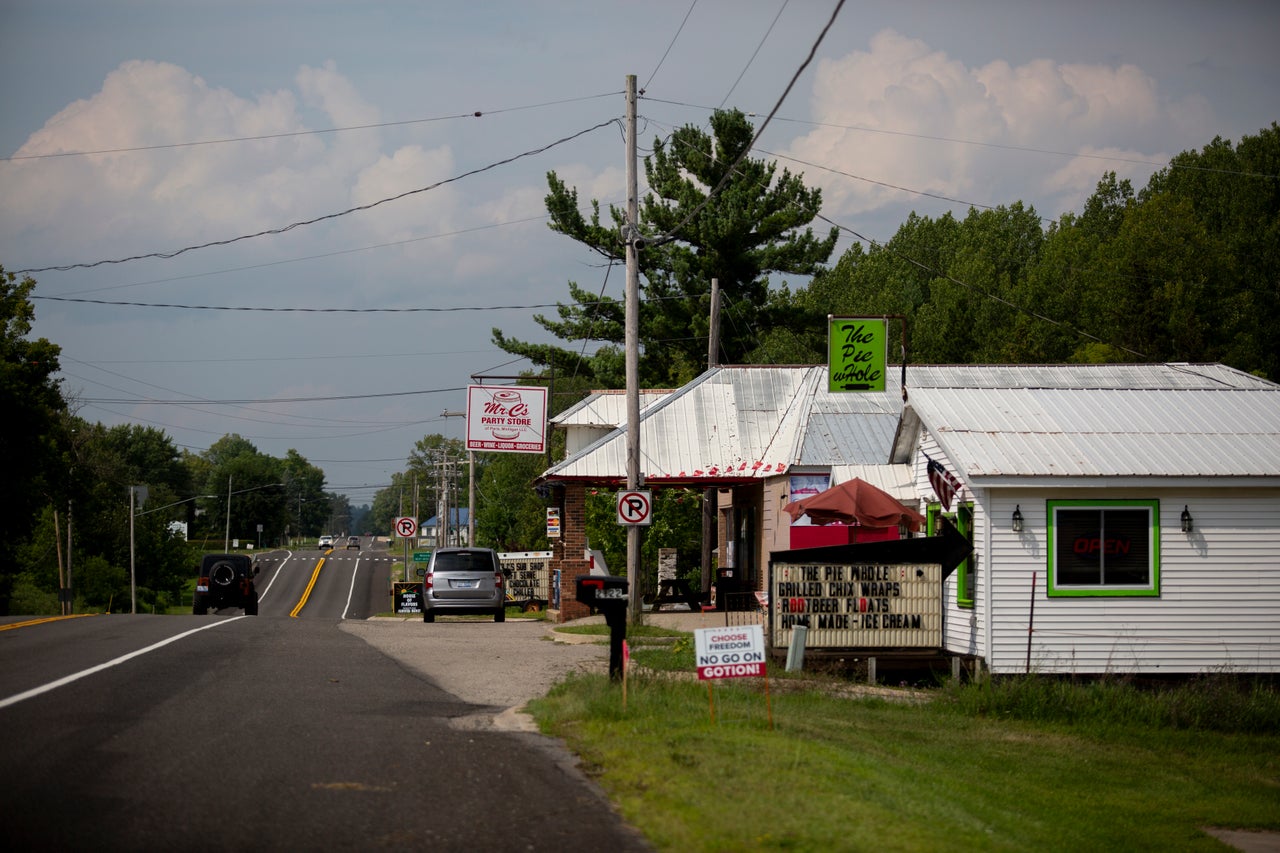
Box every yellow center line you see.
[0,614,98,632]
[290,556,326,618]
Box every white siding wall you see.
[913,436,987,661]
[989,488,1280,674]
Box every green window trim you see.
[1046,499,1161,598]
[928,502,974,608]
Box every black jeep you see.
[193,554,259,615]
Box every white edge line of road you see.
[0,616,247,711]
[254,549,297,603]
[342,556,361,621]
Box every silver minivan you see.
[418,547,507,623]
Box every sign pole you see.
[624,73,641,622]
[765,669,773,730]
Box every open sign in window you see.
[1047,500,1160,597]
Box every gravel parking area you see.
[340,616,610,728]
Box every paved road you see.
[0,545,650,852]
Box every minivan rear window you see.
[433,552,495,573]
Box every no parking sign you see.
[616,490,652,526]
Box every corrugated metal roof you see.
[903,362,1270,391]
[550,389,672,427]
[543,362,1280,483]
[829,464,917,501]
[907,374,1280,478]
[544,366,906,483]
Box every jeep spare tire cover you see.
[211,561,237,587]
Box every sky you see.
[2,0,1277,507]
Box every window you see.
[1047,500,1160,597]
[928,502,974,607]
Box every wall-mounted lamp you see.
[1181,505,1193,533]
[1012,505,1023,533]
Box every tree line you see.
[0,291,350,614]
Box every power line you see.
[32,293,687,312]
[643,0,699,93]
[48,215,552,298]
[14,119,620,275]
[719,0,791,109]
[2,91,622,162]
[757,146,1036,221]
[644,97,1280,181]
[81,386,470,406]
[650,0,845,246]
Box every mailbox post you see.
[575,575,629,680]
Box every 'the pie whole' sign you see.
[828,316,887,392]
[466,385,548,453]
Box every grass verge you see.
[527,656,1280,852]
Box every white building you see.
[894,363,1280,674]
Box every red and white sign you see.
[694,624,766,680]
[466,385,548,454]
[616,490,652,526]
[394,516,418,538]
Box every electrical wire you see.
[643,0,699,93]
[645,96,1280,182]
[81,386,470,406]
[2,91,622,162]
[32,293,688,312]
[13,118,620,275]
[47,215,552,298]
[646,0,845,247]
[719,0,791,109]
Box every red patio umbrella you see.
[783,478,926,531]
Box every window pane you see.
[1056,509,1102,585]
[1101,509,1150,585]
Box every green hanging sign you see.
[827,316,887,392]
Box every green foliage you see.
[495,109,837,387]
[475,451,550,551]
[936,673,1280,735]
[1,266,66,610]
[583,487,705,597]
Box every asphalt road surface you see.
[0,543,650,852]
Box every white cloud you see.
[0,59,464,269]
[784,30,1214,227]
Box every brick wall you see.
[551,483,593,622]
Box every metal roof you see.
[550,389,673,427]
[901,364,1280,479]
[543,362,1280,484]
[543,366,906,484]
[829,464,917,501]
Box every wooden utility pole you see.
[624,74,642,620]
[702,278,720,601]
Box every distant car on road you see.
[193,554,259,615]
[418,547,507,623]
[318,535,334,549]
[346,536,360,550]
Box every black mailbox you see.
[575,574,629,681]
[575,574,629,608]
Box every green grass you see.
[527,654,1280,852]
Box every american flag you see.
[926,455,962,510]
